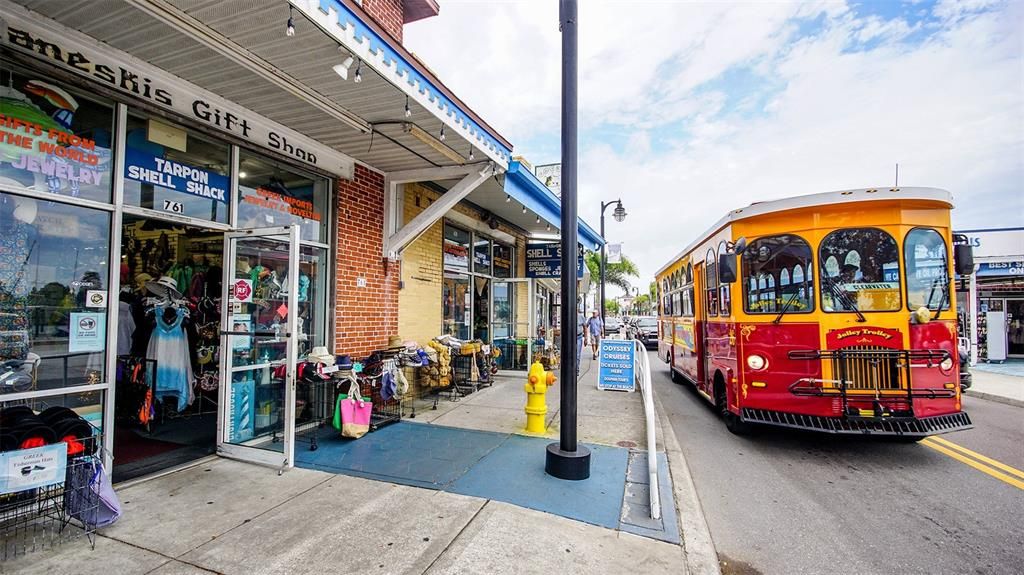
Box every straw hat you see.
[387,335,405,350]
[306,346,336,365]
[145,276,181,300]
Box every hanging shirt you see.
[146,305,194,411]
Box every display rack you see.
[1,434,105,562]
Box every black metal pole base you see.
[545,442,591,480]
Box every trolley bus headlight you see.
[746,354,768,371]
[939,357,954,372]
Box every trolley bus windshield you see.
[819,228,901,313]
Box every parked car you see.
[603,316,622,336]
[632,316,659,349]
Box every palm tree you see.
[584,251,639,293]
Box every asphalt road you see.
[652,352,1024,575]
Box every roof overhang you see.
[2,0,512,175]
[502,161,604,251]
[403,0,441,24]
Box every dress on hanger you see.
[147,305,194,411]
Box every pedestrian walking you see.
[585,310,603,360]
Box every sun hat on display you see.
[145,276,182,300]
[387,335,405,350]
[306,346,336,365]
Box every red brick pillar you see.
[334,165,398,358]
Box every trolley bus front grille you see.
[830,346,901,391]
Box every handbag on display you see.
[65,458,122,528]
[332,380,372,439]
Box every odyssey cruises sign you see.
[1,5,354,179]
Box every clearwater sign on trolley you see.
[597,339,635,392]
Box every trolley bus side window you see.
[904,227,950,311]
[819,228,901,312]
[705,249,719,316]
[742,234,815,314]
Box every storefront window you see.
[904,228,950,311]
[492,281,513,338]
[443,225,470,272]
[123,112,229,223]
[820,228,900,312]
[0,70,113,203]
[0,192,111,391]
[442,272,470,339]
[238,151,329,243]
[473,237,491,275]
[493,243,513,278]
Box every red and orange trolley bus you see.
[655,187,974,438]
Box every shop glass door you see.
[218,226,300,470]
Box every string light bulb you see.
[439,125,446,141]
[505,194,511,203]
[404,96,411,118]
[546,224,551,231]
[353,59,362,83]
[469,146,475,161]
[536,215,541,224]
[522,205,527,214]
[286,6,295,37]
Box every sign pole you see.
[547,0,590,481]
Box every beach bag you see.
[66,458,122,528]
[332,380,372,439]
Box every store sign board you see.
[525,243,584,279]
[124,148,229,203]
[1,9,355,179]
[976,261,1024,277]
[0,444,67,494]
[958,229,1024,259]
[597,339,635,392]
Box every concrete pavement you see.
[1,352,712,575]
[964,369,1024,407]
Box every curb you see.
[964,389,1024,408]
[653,387,721,575]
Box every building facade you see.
[955,227,1024,363]
[0,0,599,480]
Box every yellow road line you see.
[921,439,1024,491]
[927,436,1024,481]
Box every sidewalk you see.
[1,355,705,575]
[965,367,1024,407]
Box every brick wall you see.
[334,164,398,358]
[361,0,404,43]
[398,183,443,345]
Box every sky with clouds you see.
[404,0,1023,296]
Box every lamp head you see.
[612,201,627,222]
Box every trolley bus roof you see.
[655,187,954,277]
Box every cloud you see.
[405,1,1023,293]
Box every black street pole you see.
[547,0,590,481]
[600,209,606,326]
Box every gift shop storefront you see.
[956,227,1024,364]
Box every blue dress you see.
[146,306,194,412]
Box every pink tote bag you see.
[340,380,372,438]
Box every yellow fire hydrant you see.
[524,361,556,433]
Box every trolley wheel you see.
[310,443,319,451]
[891,435,924,443]
[723,411,753,436]
[669,367,683,385]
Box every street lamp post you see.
[547,0,589,481]
[599,199,626,327]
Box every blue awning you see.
[503,161,604,251]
